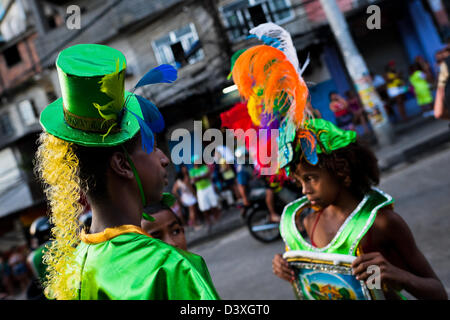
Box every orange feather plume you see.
[231,45,308,127]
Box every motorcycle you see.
[243,185,301,243]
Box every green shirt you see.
[73,226,220,300]
[189,165,211,190]
[28,242,50,284]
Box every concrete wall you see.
[119,2,227,106]
[0,33,42,93]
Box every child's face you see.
[141,210,187,251]
[292,161,341,209]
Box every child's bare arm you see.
[352,209,447,300]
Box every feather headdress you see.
[230,23,316,176]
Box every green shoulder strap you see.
[280,196,310,251]
[121,146,155,222]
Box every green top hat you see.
[40,44,146,147]
[40,43,177,150]
[40,44,178,217]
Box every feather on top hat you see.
[40,44,177,152]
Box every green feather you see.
[97,59,125,115]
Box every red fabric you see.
[220,102,253,132]
[220,102,257,151]
[330,101,349,117]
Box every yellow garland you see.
[35,133,84,300]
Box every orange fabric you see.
[80,224,151,244]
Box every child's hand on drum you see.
[272,254,295,283]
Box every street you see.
[191,144,450,300]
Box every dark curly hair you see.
[289,139,380,200]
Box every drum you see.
[283,250,385,300]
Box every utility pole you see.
[319,0,394,146]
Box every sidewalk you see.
[185,205,245,248]
[187,116,450,248]
[374,116,450,172]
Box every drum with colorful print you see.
[283,250,385,300]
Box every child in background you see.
[345,90,370,135]
[141,197,220,299]
[273,119,447,300]
[328,92,354,130]
[142,202,187,251]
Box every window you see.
[18,100,38,126]
[152,23,204,68]
[221,0,294,41]
[3,44,22,67]
[0,112,15,137]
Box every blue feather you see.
[135,95,165,133]
[127,109,155,154]
[260,35,281,48]
[300,132,318,165]
[135,64,177,88]
[247,34,281,48]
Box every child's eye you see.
[172,228,182,235]
[151,232,162,239]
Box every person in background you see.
[235,148,253,217]
[8,246,30,293]
[141,200,221,299]
[408,63,434,117]
[0,252,14,298]
[371,71,393,118]
[414,55,435,85]
[329,91,354,130]
[384,61,408,122]
[345,90,370,135]
[189,155,221,227]
[218,158,238,207]
[26,216,52,300]
[142,202,188,251]
[434,46,450,120]
[172,165,200,228]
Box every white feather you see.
[249,22,301,73]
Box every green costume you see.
[277,119,407,300]
[280,187,393,255]
[189,165,211,190]
[76,225,219,300]
[28,242,50,284]
[409,70,433,106]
